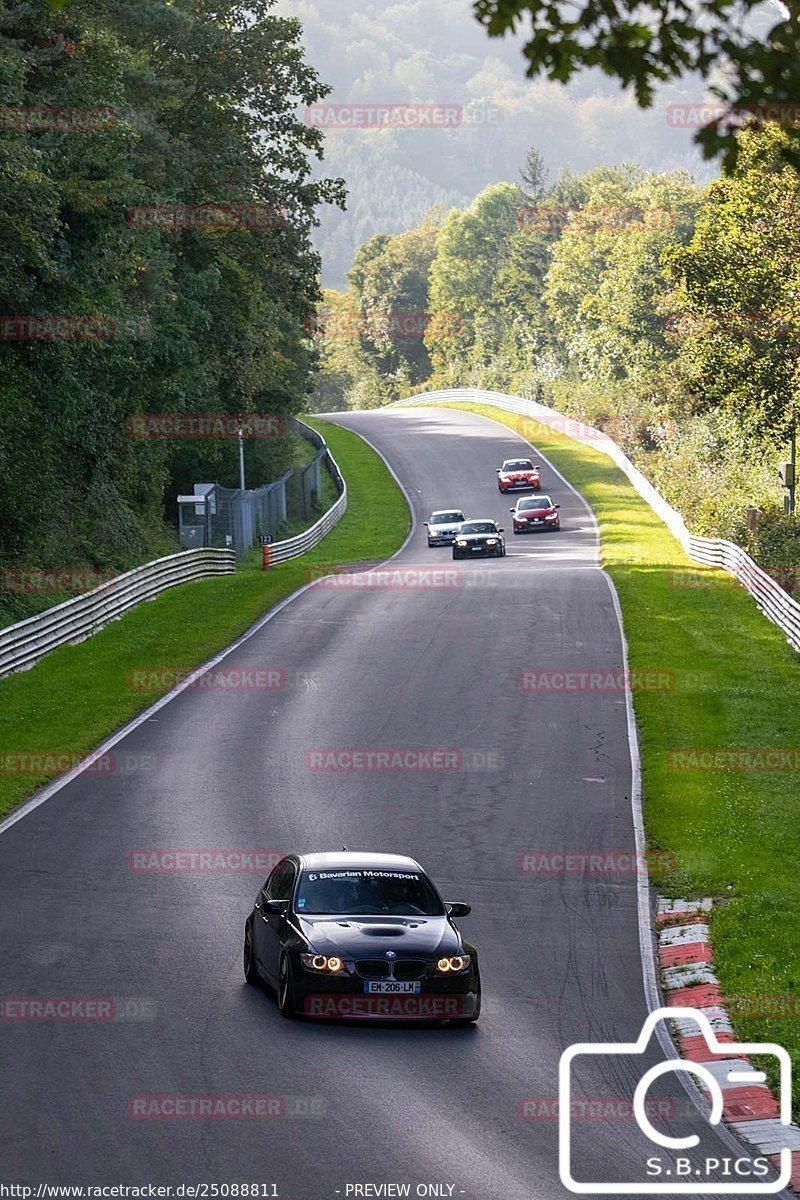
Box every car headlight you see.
[455,539,467,546]
[545,512,558,520]
[436,955,471,973]
[485,538,497,545]
[300,953,344,973]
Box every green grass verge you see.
[0,417,409,821]
[443,400,800,1108]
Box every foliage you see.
[472,0,800,170]
[0,0,342,589]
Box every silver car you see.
[424,509,467,547]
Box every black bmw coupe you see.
[243,851,481,1023]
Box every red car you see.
[511,495,560,533]
[496,458,541,492]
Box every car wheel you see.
[243,918,260,986]
[450,981,481,1025]
[278,953,297,1018]
[453,551,461,560]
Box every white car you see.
[424,509,466,547]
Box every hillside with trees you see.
[272,0,713,287]
[0,0,342,622]
[310,126,800,587]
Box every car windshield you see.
[459,521,496,534]
[431,512,463,523]
[295,869,445,916]
[504,461,533,471]
[517,498,552,511]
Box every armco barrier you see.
[0,548,235,678]
[0,419,348,677]
[265,418,347,564]
[393,388,800,653]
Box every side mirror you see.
[423,521,429,526]
[555,504,560,509]
[495,468,501,474]
[509,508,514,513]
[263,898,289,915]
[497,527,505,533]
[446,902,471,918]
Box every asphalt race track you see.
[0,406,781,1198]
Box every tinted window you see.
[459,521,497,534]
[517,497,552,511]
[295,869,445,916]
[431,511,464,523]
[266,859,296,902]
[503,460,533,471]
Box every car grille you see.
[355,959,428,980]
[393,960,427,981]
[355,960,391,978]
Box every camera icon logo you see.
[558,1006,792,1193]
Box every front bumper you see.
[454,542,501,556]
[428,531,457,544]
[292,958,480,1020]
[514,520,558,532]
[500,479,539,490]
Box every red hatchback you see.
[496,458,541,492]
[511,495,560,533]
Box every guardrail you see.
[1,419,348,678]
[394,388,800,653]
[0,548,235,679]
[265,418,347,564]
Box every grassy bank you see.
[442,399,800,1105]
[0,417,409,821]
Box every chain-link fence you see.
[177,419,332,557]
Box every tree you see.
[520,147,548,200]
[472,0,800,168]
[663,123,800,441]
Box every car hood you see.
[501,470,537,477]
[516,507,556,517]
[296,914,462,958]
[456,531,499,542]
[429,523,461,533]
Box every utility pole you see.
[238,421,246,491]
[781,399,796,516]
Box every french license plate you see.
[364,981,421,994]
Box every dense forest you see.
[310,127,800,587]
[272,0,724,287]
[0,0,342,620]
